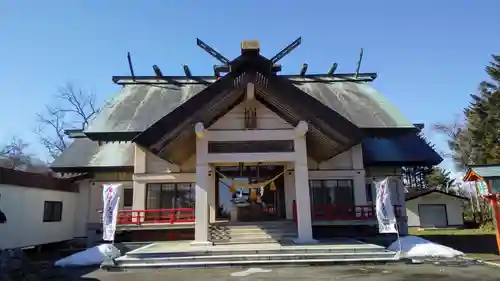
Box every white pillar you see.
[191,123,212,246]
[132,145,147,223]
[293,121,317,244]
[208,165,216,223]
[351,144,367,206]
[284,162,296,220]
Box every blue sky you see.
[1,1,499,174]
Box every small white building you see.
[0,168,80,250]
[406,189,468,228]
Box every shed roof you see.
[0,167,79,192]
[405,188,469,201]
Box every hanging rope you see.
[215,169,288,190]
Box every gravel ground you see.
[78,262,500,281]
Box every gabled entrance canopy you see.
[133,51,365,165]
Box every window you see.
[123,188,133,209]
[489,178,500,194]
[390,178,401,205]
[365,179,400,205]
[0,194,6,223]
[43,201,63,222]
[146,183,195,210]
[365,183,374,204]
[309,179,354,205]
[244,107,257,129]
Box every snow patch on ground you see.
[231,268,273,277]
[54,244,121,267]
[388,235,464,259]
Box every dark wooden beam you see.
[300,63,308,76]
[153,65,163,77]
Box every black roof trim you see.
[50,165,134,174]
[85,131,140,142]
[362,127,419,137]
[365,161,437,167]
[64,129,87,139]
[405,188,469,201]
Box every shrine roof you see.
[84,75,415,139]
[50,138,134,173]
[463,164,500,181]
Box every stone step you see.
[124,243,389,259]
[226,231,294,236]
[221,223,296,229]
[113,251,399,268]
[210,228,296,235]
[231,232,296,238]
[210,231,297,239]
[213,238,283,245]
[209,221,297,244]
[225,226,296,231]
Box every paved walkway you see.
[82,263,500,281]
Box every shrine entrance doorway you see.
[215,164,286,222]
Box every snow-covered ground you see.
[388,236,464,259]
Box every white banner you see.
[375,177,398,233]
[102,183,121,241]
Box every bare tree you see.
[35,84,99,159]
[432,116,474,171]
[0,137,32,169]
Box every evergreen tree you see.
[433,54,500,224]
[464,55,500,165]
[434,54,500,168]
[425,167,456,193]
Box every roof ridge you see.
[112,73,377,86]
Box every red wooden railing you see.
[112,203,404,226]
[291,200,403,222]
[116,208,195,225]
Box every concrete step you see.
[222,224,296,230]
[210,237,295,245]
[209,221,297,244]
[227,226,296,232]
[211,233,296,240]
[210,229,296,235]
[124,243,389,259]
[213,238,284,245]
[113,251,399,268]
[210,231,297,238]
[211,228,297,235]
[234,232,297,238]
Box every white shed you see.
[0,168,80,250]
[405,189,468,228]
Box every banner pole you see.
[395,217,402,257]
